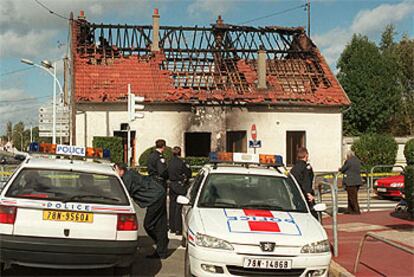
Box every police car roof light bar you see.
[28,142,111,161]
[209,152,285,169]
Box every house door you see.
[286,131,306,166]
[226,131,247,153]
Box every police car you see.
[0,143,138,276]
[178,152,330,277]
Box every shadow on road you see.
[3,235,184,277]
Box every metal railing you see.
[353,231,414,273]
[313,171,340,257]
[367,165,405,212]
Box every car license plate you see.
[43,210,93,223]
[377,188,387,192]
[243,258,292,269]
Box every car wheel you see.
[114,265,132,277]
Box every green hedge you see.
[404,165,414,218]
[138,146,173,166]
[404,139,414,165]
[184,156,209,167]
[351,133,398,171]
[92,136,123,164]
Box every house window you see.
[185,132,211,157]
[286,131,306,166]
[226,131,247,153]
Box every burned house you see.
[70,10,350,170]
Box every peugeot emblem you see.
[260,242,276,252]
[64,229,70,237]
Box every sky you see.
[0,0,413,134]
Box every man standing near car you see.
[145,139,169,258]
[339,150,362,214]
[168,146,192,236]
[290,147,317,218]
[114,161,168,259]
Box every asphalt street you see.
[3,204,186,277]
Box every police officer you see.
[290,147,317,218]
[144,139,169,259]
[168,146,192,235]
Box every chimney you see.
[151,8,160,52]
[257,46,267,89]
[78,10,86,20]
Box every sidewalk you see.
[323,211,414,277]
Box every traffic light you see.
[128,84,145,121]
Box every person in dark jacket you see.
[144,139,169,259]
[167,146,192,235]
[339,151,362,214]
[290,147,316,218]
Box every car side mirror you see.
[313,203,327,212]
[177,195,190,205]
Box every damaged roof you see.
[71,12,350,106]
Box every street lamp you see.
[21,58,64,144]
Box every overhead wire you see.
[0,95,51,104]
[0,67,35,77]
[238,4,307,25]
[33,0,71,21]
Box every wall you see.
[76,104,343,172]
[226,108,343,172]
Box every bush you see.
[92,136,123,164]
[351,133,398,171]
[184,156,209,167]
[404,165,414,218]
[138,146,173,166]
[404,139,414,165]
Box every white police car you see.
[178,153,330,277]
[0,144,138,276]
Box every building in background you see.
[70,10,350,171]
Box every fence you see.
[353,231,414,273]
[313,171,340,257]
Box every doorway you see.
[185,132,211,157]
[114,130,136,166]
[226,131,247,153]
[286,131,306,166]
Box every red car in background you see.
[374,175,404,199]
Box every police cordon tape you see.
[0,168,402,178]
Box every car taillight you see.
[117,214,138,231]
[0,205,17,224]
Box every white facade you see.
[75,104,343,172]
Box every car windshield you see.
[5,168,129,205]
[197,173,307,212]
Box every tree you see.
[394,34,414,135]
[12,122,25,151]
[337,33,401,135]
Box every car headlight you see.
[301,240,330,253]
[195,233,234,250]
[390,183,404,188]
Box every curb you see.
[329,260,355,277]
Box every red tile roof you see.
[71,18,350,106]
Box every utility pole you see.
[307,0,311,37]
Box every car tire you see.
[114,265,132,277]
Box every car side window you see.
[189,171,205,205]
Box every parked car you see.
[0,149,138,276]
[179,152,331,277]
[374,175,404,199]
